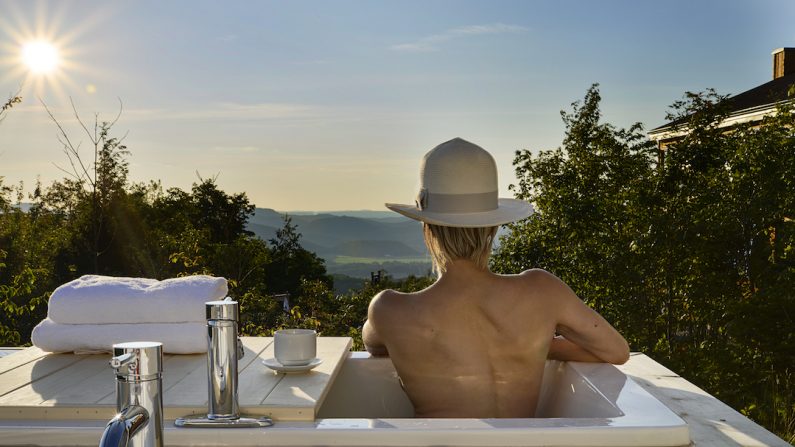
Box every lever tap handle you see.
[110,352,136,370]
[110,342,163,379]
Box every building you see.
[272,292,291,312]
[649,47,795,150]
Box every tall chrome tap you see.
[175,298,272,428]
[100,341,163,447]
[206,298,243,418]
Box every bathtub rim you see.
[323,352,689,429]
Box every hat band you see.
[417,189,498,213]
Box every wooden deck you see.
[0,337,351,422]
[617,353,790,447]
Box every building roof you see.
[650,72,795,135]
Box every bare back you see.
[364,261,629,418]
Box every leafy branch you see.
[0,88,22,125]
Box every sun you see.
[0,1,111,100]
[21,40,60,74]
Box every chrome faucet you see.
[100,341,163,447]
[175,298,272,428]
[206,298,244,418]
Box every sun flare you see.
[0,1,109,100]
[21,40,60,74]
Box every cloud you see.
[124,102,326,122]
[211,145,263,153]
[390,23,528,53]
[218,34,238,43]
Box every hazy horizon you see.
[1,0,793,210]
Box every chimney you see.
[772,47,795,79]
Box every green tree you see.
[40,101,134,275]
[656,90,794,439]
[493,84,794,442]
[492,84,658,343]
[264,216,330,298]
[190,177,255,244]
[0,181,54,346]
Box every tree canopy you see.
[492,84,794,442]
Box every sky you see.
[0,0,793,211]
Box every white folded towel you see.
[47,275,227,324]
[31,319,207,354]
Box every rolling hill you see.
[246,208,431,279]
[331,240,421,258]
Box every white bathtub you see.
[0,353,689,446]
[312,352,690,446]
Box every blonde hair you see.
[424,223,498,275]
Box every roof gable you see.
[651,73,795,134]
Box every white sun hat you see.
[385,138,533,227]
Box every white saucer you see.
[262,357,323,373]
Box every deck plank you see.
[95,353,206,406]
[260,337,351,420]
[42,354,183,406]
[0,354,84,398]
[162,336,272,408]
[0,347,50,375]
[238,337,283,411]
[618,353,790,447]
[0,355,110,405]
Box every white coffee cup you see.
[274,329,317,366]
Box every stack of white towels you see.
[31,275,228,354]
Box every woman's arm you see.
[547,335,603,362]
[533,270,629,364]
[363,319,389,356]
[363,291,390,357]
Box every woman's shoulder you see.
[369,288,415,310]
[493,268,562,287]
[367,288,427,330]
[492,268,571,303]
[517,268,560,283]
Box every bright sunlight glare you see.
[21,40,59,74]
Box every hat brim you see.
[385,198,533,228]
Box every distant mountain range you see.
[247,208,432,279]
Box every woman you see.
[363,137,629,418]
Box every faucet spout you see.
[105,342,163,446]
[99,405,149,447]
